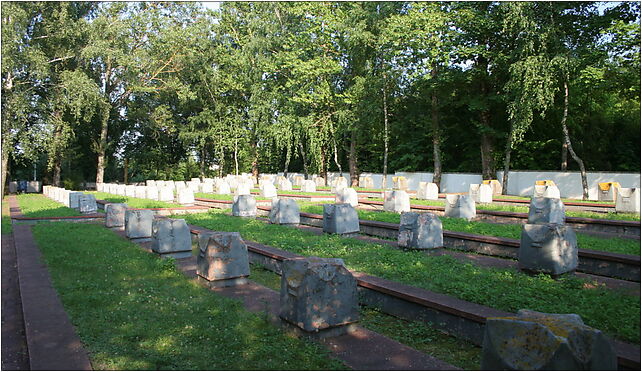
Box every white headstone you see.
[469,184,493,203]
[301,180,316,193]
[335,188,358,207]
[615,188,640,213]
[416,182,439,200]
[177,189,195,206]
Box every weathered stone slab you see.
[597,182,620,202]
[314,177,326,187]
[528,197,565,224]
[444,194,476,220]
[416,182,439,200]
[260,183,277,198]
[616,187,640,213]
[68,192,84,209]
[186,181,200,193]
[232,195,256,217]
[384,190,410,213]
[301,180,316,193]
[125,185,137,197]
[235,183,251,196]
[216,180,231,194]
[392,176,408,190]
[323,204,359,235]
[151,218,192,257]
[482,309,617,370]
[335,188,358,207]
[277,178,293,191]
[519,223,577,275]
[177,189,195,205]
[533,185,560,199]
[469,184,493,203]
[78,194,97,214]
[269,198,300,225]
[280,257,359,333]
[125,209,154,239]
[293,175,305,186]
[196,231,250,284]
[157,187,174,202]
[116,184,126,196]
[331,177,348,193]
[27,181,41,193]
[145,186,159,200]
[482,179,503,195]
[199,182,213,193]
[135,186,147,199]
[398,212,443,249]
[105,203,127,228]
[174,181,186,191]
[359,176,374,189]
[9,181,17,193]
[146,180,156,187]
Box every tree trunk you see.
[431,65,442,189]
[320,146,327,184]
[478,56,495,180]
[123,158,128,184]
[52,157,62,187]
[299,142,309,180]
[250,140,259,184]
[200,146,206,180]
[233,138,239,176]
[1,144,10,196]
[333,140,342,177]
[561,80,588,199]
[348,129,359,187]
[561,142,568,171]
[96,105,109,184]
[283,146,290,177]
[480,131,494,180]
[382,74,389,190]
[501,125,514,195]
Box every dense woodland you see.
[2,1,640,195]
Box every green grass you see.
[298,205,640,256]
[249,264,481,370]
[2,197,12,234]
[16,194,82,218]
[31,222,345,370]
[89,192,182,208]
[180,210,640,344]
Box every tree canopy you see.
[2,1,639,194]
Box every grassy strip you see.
[89,192,182,208]
[249,264,481,370]
[250,189,333,197]
[16,194,82,218]
[32,222,344,370]
[180,210,640,344]
[2,197,12,234]
[299,205,640,256]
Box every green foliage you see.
[181,210,640,343]
[32,222,345,370]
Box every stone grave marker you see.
[314,176,326,187]
[199,182,213,193]
[197,231,250,287]
[216,180,231,195]
[146,186,159,200]
[124,185,136,197]
[335,188,358,207]
[444,194,476,220]
[331,177,348,193]
[392,176,408,190]
[27,181,41,193]
[519,223,577,275]
[146,180,156,187]
[151,218,192,259]
[105,203,127,228]
[359,175,374,189]
[279,257,359,335]
[323,204,359,235]
[482,179,503,195]
[9,181,17,193]
[235,182,251,196]
[469,184,493,203]
[269,198,300,225]
[174,181,187,191]
[615,187,640,213]
[78,194,97,214]
[177,189,195,206]
[260,183,277,198]
[232,195,256,217]
[301,180,316,193]
[68,191,84,209]
[186,181,200,193]
[293,175,305,186]
[125,209,154,239]
[116,184,126,196]
[277,178,293,191]
[135,186,147,199]
[528,197,565,224]
[416,182,439,200]
[158,187,174,202]
[398,212,443,249]
[482,309,616,370]
[384,190,410,213]
[597,182,620,202]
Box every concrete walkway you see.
[6,195,92,370]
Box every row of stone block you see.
[98,183,195,205]
[42,186,97,214]
[8,180,42,193]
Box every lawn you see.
[31,222,344,370]
[180,210,640,344]
[16,194,82,218]
[89,192,182,208]
[2,197,12,234]
[298,205,641,256]
[249,264,481,370]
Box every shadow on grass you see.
[31,222,344,371]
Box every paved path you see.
[6,195,92,370]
